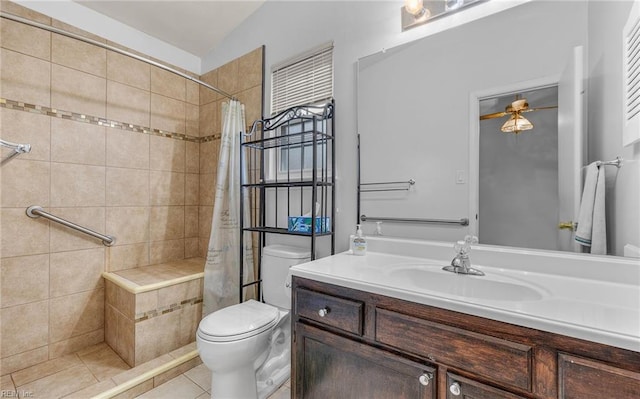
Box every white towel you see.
[591,166,607,254]
[575,162,607,254]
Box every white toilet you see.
[197,245,310,399]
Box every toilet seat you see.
[198,300,279,343]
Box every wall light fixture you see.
[404,0,429,18]
[401,0,484,31]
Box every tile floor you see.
[0,342,131,398]
[0,341,291,399]
[135,364,291,399]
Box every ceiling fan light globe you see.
[501,114,533,134]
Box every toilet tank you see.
[262,245,310,310]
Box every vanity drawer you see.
[295,288,364,335]
[375,308,533,392]
[446,373,528,399]
[559,353,640,398]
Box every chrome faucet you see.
[443,235,485,276]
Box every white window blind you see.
[271,43,334,114]
[623,0,640,146]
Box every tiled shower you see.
[0,0,263,383]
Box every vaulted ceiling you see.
[74,0,265,57]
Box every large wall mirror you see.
[357,0,639,258]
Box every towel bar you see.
[360,214,469,226]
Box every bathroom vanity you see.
[290,237,640,398]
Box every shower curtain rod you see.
[0,138,31,164]
[0,12,236,100]
[0,138,31,154]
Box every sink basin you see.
[387,263,547,301]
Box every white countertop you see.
[290,237,640,352]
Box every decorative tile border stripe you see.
[200,134,222,143]
[134,296,203,323]
[0,98,221,143]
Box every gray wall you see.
[588,0,640,256]
[203,0,639,256]
[203,0,405,252]
[357,1,585,242]
[479,87,559,250]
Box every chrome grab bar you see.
[360,214,469,226]
[26,206,116,246]
[360,179,415,193]
[360,179,416,186]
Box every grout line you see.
[147,96,152,268]
[181,366,200,381]
[47,49,53,358]
[181,367,206,391]
[76,354,102,386]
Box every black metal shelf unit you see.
[239,101,335,302]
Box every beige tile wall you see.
[0,1,263,374]
[105,277,203,367]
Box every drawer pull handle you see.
[318,307,330,317]
[449,381,461,396]
[418,372,432,386]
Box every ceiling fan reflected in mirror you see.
[480,95,558,134]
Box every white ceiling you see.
[74,0,265,57]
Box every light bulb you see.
[405,0,427,17]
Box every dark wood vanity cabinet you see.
[558,353,640,398]
[445,374,528,399]
[294,287,435,398]
[296,323,436,398]
[292,277,640,399]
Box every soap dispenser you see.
[374,221,383,236]
[352,224,367,256]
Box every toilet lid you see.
[198,300,279,342]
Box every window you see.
[266,43,334,181]
[276,118,328,173]
[265,115,332,182]
[271,42,334,114]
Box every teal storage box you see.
[288,216,331,233]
